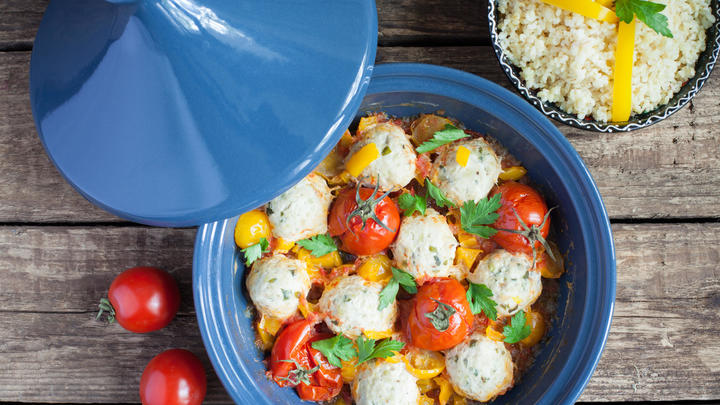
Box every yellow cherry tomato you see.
[384,351,404,364]
[537,241,565,279]
[521,310,546,347]
[234,210,271,249]
[295,246,342,269]
[485,321,505,342]
[499,165,528,181]
[357,254,393,283]
[434,376,453,405]
[403,348,445,379]
[274,238,295,254]
[416,378,437,394]
[357,116,378,133]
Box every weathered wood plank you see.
[0,0,47,49]
[0,224,719,402]
[0,0,487,48]
[2,49,719,222]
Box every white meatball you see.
[266,172,332,242]
[445,333,514,402]
[430,137,502,205]
[391,208,461,283]
[245,255,311,321]
[469,249,542,317]
[352,360,419,405]
[347,122,417,191]
[318,275,396,338]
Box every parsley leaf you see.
[424,299,457,332]
[241,237,269,266]
[398,192,427,216]
[466,283,498,321]
[356,335,406,365]
[426,179,455,208]
[378,267,417,310]
[615,0,672,38]
[416,124,469,153]
[392,267,418,294]
[310,335,357,368]
[296,234,337,257]
[503,311,532,344]
[460,193,502,239]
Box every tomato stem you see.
[498,206,556,268]
[346,181,395,234]
[277,359,320,386]
[96,297,116,324]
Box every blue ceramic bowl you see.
[194,63,616,404]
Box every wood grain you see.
[1,224,719,402]
[2,49,719,222]
[0,0,487,48]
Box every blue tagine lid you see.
[30,0,377,226]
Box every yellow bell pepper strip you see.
[345,143,379,177]
[520,310,547,347]
[357,254,393,283]
[256,314,283,350]
[403,349,446,379]
[434,376,454,405]
[295,246,342,269]
[542,0,618,23]
[339,129,354,150]
[363,329,395,340]
[455,246,482,270]
[234,210,271,249]
[499,165,527,181]
[485,320,506,342]
[455,145,471,167]
[357,116,378,133]
[273,238,295,254]
[612,17,637,122]
[416,378,437,394]
[456,230,479,248]
[595,0,613,7]
[340,358,358,383]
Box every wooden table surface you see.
[2,1,719,404]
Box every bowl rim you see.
[193,63,617,405]
[487,0,720,132]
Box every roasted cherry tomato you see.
[406,278,474,351]
[269,319,342,402]
[328,184,400,256]
[490,181,551,257]
[98,266,180,333]
[140,349,206,405]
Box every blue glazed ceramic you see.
[30,0,377,227]
[194,63,616,404]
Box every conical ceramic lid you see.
[30,0,377,226]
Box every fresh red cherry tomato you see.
[406,278,474,351]
[269,319,342,402]
[98,266,180,333]
[140,349,206,405]
[328,184,400,256]
[490,181,551,257]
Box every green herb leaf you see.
[392,267,418,294]
[377,267,417,310]
[503,311,532,344]
[398,192,427,217]
[310,335,357,368]
[424,299,457,332]
[416,124,470,153]
[356,335,406,365]
[460,194,502,238]
[615,0,673,38]
[426,179,455,208]
[296,234,337,257]
[241,237,269,266]
[377,278,399,311]
[466,283,498,321]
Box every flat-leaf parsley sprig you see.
[416,124,469,154]
[615,0,673,38]
[460,193,502,239]
[356,335,406,365]
[503,311,532,344]
[466,282,498,321]
[310,335,356,368]
[378,267,418,310]
[397,192,427,217]
[296,234,337,257]
[241,237,270,266]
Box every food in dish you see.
[496,0,715,122]
[235,113,565,403]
